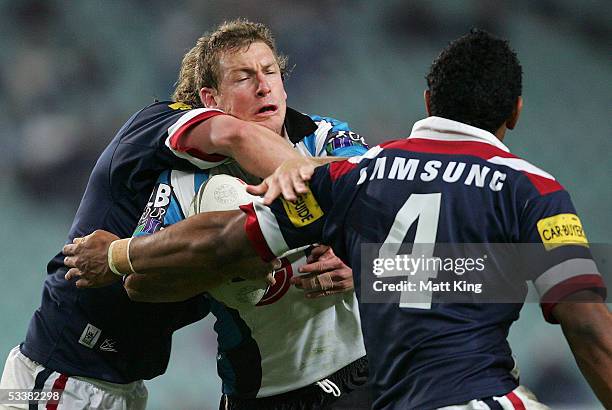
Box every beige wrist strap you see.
[108,238,136,276]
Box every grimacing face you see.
[205,42,287,135]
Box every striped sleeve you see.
[241,167,337,262]
[164,108,230,169]
[519,190,606,323]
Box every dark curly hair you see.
[426,29,522,134]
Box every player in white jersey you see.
[133,164,367,408]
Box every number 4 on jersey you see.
[378,193,441,309]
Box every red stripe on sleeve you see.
[329,160,357,181]
[540,274,607,323]
[240,203,276,262]
[46,374,69,410]
[506,391,526,410]
[169,111,228,162]
[522,172,564,195]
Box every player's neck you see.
[494,125,507,142]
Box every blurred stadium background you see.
[0,0,610,409]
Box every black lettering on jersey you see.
[281,191,324,227]
[537,213,588,250]
[134,183,172,235]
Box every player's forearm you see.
[124,252,268,302]
[124,211,268,301]
[555,301,612,407]
[129,210,255,275]
[185,115,302,178]
[123,271,217,302]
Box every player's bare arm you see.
[128,210,255,275]
[64,210,271,299]
[186,115,310,189]
[247,156,346,204]
[553,291,612,408]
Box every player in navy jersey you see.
[73,30,611,409]
[0,20,364,409]
[61,19,372,409]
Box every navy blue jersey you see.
[243,117,606,409]
[22,101,224,383]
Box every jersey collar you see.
[409,116,510,153]
[284,107,318,145]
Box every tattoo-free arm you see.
[184,115,303,178]
[553,291,612,408]
[125,210,269,302]
[247,157,347,204]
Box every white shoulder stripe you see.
[163,142,229,170]
[253,198,290,256]
[167,108,223,137]
[534,258,599,296]
[164,108,228,170]
[349,145,383,164]
[488,157,555,180]
[314,120,333,156]
[169,170,196,218]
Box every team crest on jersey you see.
[281,190,323,227]
[537,213,588,250]
[134,183,172,235]
[256,257,293,306]
[325,130,368,154]
[168,102,191,110]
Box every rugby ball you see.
[189,174,269,309]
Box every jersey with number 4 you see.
[242,116,607,409]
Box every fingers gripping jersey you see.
[243,116,606,409]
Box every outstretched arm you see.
[64,210,271,301]
[553,291,612,408]
[128,210,255,275]
[247,157,346,204]
[182,116,311,194]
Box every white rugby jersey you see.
[136,107,369,397]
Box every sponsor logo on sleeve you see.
[537,213,588,250]
[168,102,192,110]
[326,130,368,154]
[281,191,323,227]
[134,183,172,235]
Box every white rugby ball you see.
[189,174,269,309]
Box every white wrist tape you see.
[107,238,135,276]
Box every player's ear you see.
[424,90,432,117]
[506,96,523,130]
[200,87,219,109]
